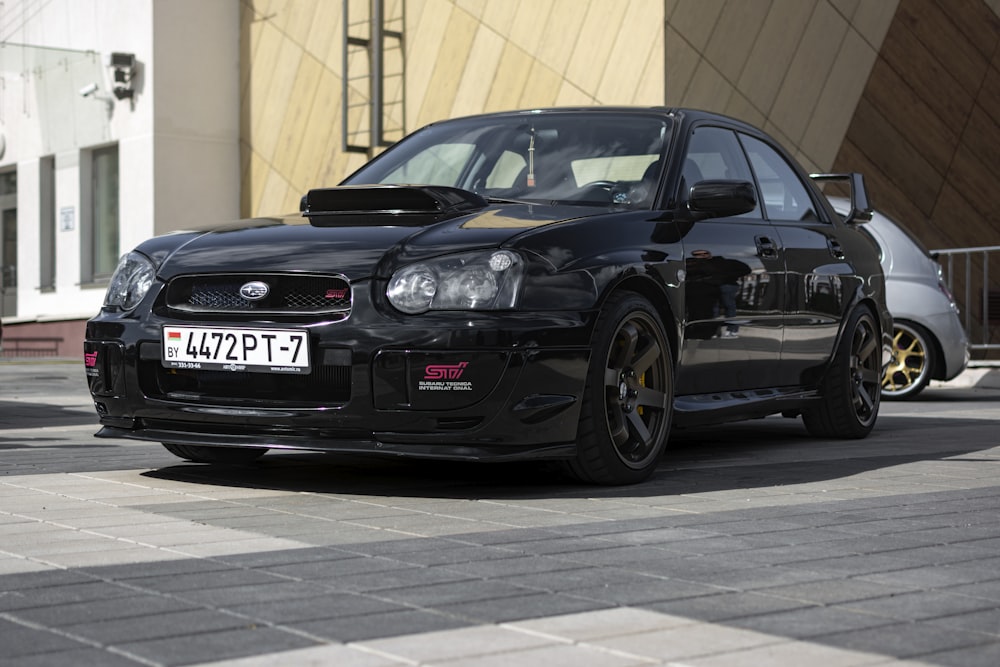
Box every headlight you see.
[387,250,524,314]
[104,251,156,310]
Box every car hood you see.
[145,201,595,282]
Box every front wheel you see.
[162,443,267,465]
[803,305,882,438]
[567,292,673,485]
[882,321,934,400]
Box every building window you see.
[83,144,119,283]
[39,156,55,291]
[0,170,16,317]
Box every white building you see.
[0,0,239,355]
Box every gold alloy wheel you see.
[882,321,932,399]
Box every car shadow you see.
[141,410,1000,500]
[0,399,98,430]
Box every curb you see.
[931,365,1000,390]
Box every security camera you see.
[79,83,99,97]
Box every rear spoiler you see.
[809,172,872,224]
[300,185,487,227]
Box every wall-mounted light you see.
[109,52,135,100]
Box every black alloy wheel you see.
[803,305,882,438]
[568,292,673,485]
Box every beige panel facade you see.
[240,0,901,218]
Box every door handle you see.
[755,235,778,259]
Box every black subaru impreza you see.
[85,107,891,485]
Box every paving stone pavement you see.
[2,360,1000,666]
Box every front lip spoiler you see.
[95,426,577,462]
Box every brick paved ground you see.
[2,360,1000,666]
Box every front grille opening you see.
[165,273,351,315]
[140,361,351,406]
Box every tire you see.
[803,305,881,438]
[567,292,673,485]
[162,443,267,465]
[882,320,933,400]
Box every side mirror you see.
[688,180,757,218]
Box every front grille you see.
[165,273,351,315]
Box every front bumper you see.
[84,310,595,462]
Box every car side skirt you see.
[673,387,821,428]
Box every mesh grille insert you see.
[166,274,351,314]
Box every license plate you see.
[162,326,310,373]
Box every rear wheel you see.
[803,305,881,438]
[882,321,933,400]
[567,292,673,485]
[162,443,267,465]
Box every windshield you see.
[342,112,672,209]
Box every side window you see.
[739,134,820,222]
[682,126,761,219]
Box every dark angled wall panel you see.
[833,0,1000,251]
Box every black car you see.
[85,108,891,485]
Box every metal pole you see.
[370,0,384,156]
[983,249,990,347]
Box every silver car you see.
[830,198,969,399]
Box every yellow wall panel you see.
[723,90,766,128]
[683,59,734,112]
[596,0,663,104]
[239,5,256,108]
[289,64,341,189]
[800,27,877,169]
[703,0,769,84]
[829,0,861,20]
[768,1,847,145]
[242,0,919,217]
[668,0,725,52]
[306,0,345,71]
[416,6,480,125]
[246,17,282,118]
[632,31,665,105]
[565,3,623,94]
[847,0,899,48]
[406,1,454,128]
[516,59,564,110]
[480,0,519,38]
[508,0,556,56]
[555,80,596,106]
[272,53,323,180]
[257,167,291,216]
[535,0,589,76]
[246,147,271,216]
[252,26,305,163]
[455,0,487,20]
[451,24,508,117]
[736,0,815,113]
[664,25,699,104]
[279,0,320,47]
[483,42,533,111]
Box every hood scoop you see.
[302,185,488,227]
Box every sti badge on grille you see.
[239,281,270,301]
